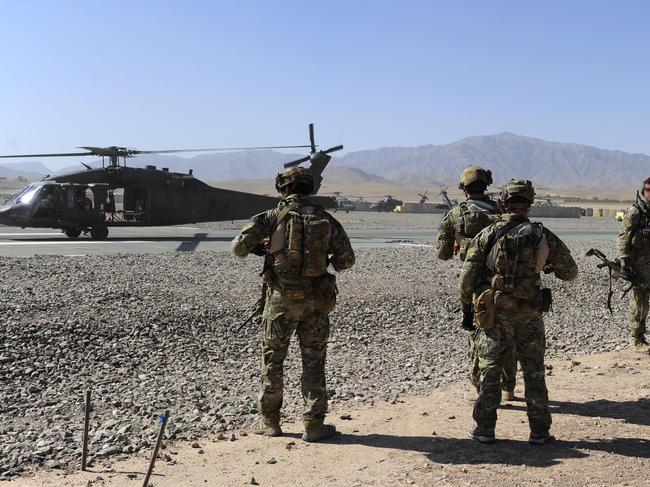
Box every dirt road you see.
[8,349,650,487]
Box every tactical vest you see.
[455,200,501,260]
[488,221,548,300]
[631,203,650,249]
[269,203,332,297]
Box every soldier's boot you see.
[502,389,515,401]
[251,417,282,437]
[529,432,555,446]
[631,337,650,353]
[469,427,496,444]
[302,422,337,442]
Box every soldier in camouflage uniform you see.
[437,166,517,401]
[618,177,650,353]
[459,179,577,445]
[232,166,355,442]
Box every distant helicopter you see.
[322,191,355,212]
[370,195,403,212]
[0,124,342,239]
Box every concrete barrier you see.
[529,206,581,218]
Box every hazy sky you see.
[1,0,649,169]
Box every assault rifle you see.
[586,248,650,313]
[236,240,273,332]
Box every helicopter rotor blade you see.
[136,145,313,155]
[309,123,316,154]
[0,151,93,158]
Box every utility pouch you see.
[539,287,553,312]
[279,278,305,300]
[313,273,338,314]
[473,288,497,330]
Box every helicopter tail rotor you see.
[283,124,343,194]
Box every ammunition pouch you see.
[492,287,552,313]
[633,228,650,246]
[473,288,497,330]
[313,273,338,314]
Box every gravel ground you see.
[194,211,624,231]
[0,235,632,478]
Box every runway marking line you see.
[0,241,151,246]
[0,232,62,236]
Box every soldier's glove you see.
[620,259,636,281]
[461,307,476,331]
[251,243,267,257]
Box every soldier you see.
[232,166,355,442]
[436,166,517,402]
[459,179,577,445]
[618,177,650,353]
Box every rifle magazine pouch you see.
[473,288,497,330]
[313,273,338,314]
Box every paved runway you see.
[0,224,618,257]
[0,226,437,257]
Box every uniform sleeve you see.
[544,229,578,282]
[458,226,492,309]
[617,206,640,258]
[327,215,355,271]
[436,209,457,260]
[231,210,275,257]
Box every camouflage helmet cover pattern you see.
[275,166,315,193]
[459,166,493,189]
[500,179,535,208]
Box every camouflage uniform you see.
[437,190,517,395]
[460,213,577,437]
[232,194,355,431]
[618,195,650,347]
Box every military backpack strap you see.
[483,220,523,257]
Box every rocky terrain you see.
[0,237,633,479]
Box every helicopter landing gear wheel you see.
[90,225,109,240]
[64,228,81,238]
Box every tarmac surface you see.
[0,221,619,257]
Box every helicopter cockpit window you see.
[19,185,41,205]
[5,184,34,204]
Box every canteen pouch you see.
[313,273,338,314]
[473,288,497,330]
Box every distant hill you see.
[7,133,650,188]
[0,160,49,181]
[337,132,650,188]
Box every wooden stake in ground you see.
[142,410,169,487]
[81,390,91,471]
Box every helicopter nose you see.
[0,205,15,226]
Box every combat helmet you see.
[500,179,535,208]
[459,166,493,191]
[275,166,315,194]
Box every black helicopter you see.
[0,124,342,239]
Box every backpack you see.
[455,200,501,260]
[489,221,546,300]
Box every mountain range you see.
[2,133,649,188]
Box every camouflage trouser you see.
[469,331,517,393]
[628,286,649,344]
[473,307,551,435]
[259,290,330,428]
